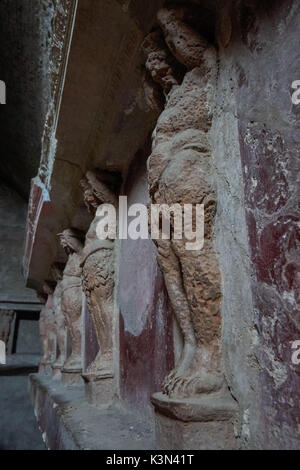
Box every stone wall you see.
[214,0,300,449]
[118,145,174,415]
[0,182,40,310]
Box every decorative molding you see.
[39,0,78,186]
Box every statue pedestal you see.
[38,362,46,374]
[151,391,238,450]
[52,364,63,380]
[82,372,114,407]
[45,362,54,375]
[61,368,83,386]
[39,361,53,375]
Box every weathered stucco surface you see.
[214,0,300,449]
[118,147,174,415]
[0,183,40,310]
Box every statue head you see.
[80,169,121,213]
[80,176,99,213]
[59,228,85,255]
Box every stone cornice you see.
[39,0,78,187]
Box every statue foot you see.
[163,369,223,399]
[85,351,113,378]
[162,343,224,399]
[52,356,65,369]
[63,353,81,372]
[162,342,196,394]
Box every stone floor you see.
[0,373,45,450]
[30,374,156,450]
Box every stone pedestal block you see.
[29,373,155,450]
[61,368,83,386]
[151,392,238,450]
[82,373,114,407]
[51,364,62,380]
[44,363,54,375]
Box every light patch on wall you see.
[0,80,6,104]
[0,340,6,364]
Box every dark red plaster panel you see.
[83,296,99,372]
[234,0,300,447]
[118,145,174,414]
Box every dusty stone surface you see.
[0,375,45,450]
[154,409,236,450]
[213,0,300,449]
[30,373,155,450]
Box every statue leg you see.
[83,250,114,376]
[41,337,48,363]
[62,290,82,371]
[53,315,66,368]
[168,238,224,398]
[156,238,197,395]
[86,289,113,376]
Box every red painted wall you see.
[233,0,300,447]
[118,145,174,414]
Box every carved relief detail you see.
[39,0,77,185]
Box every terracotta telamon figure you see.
[59,229,84,373]
[51,263,67,373]
[144,7,224,399]
[80,171,118,378]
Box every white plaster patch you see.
[241,408,250,440]
[251,177,257,190]
[283,290,296,305]
[264,346,288,388]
